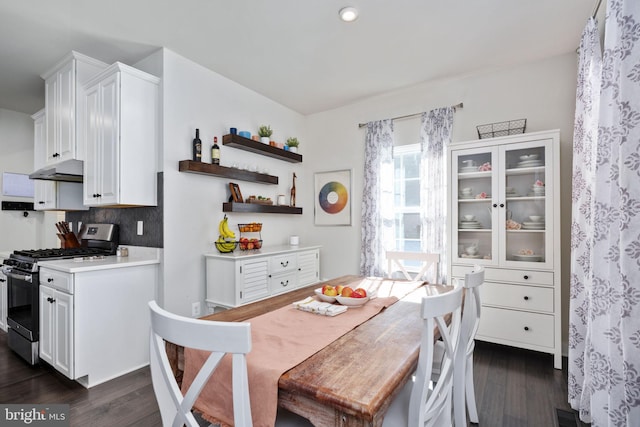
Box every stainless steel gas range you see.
[1,224,119,365]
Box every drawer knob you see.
[281,261,289,267]
[524,296,530,301]
[492,203,498,208]
[523,275,529,280]
[499,203,505,208]
[47,277,54,282]
[281,280,289,287]
[524,326,530,331]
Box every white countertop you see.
[204,244,321,259]
[38,246,161,273]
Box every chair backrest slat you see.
[408,286,463,427]
[148,301,253,427]
[386,251,440,283]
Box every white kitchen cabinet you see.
[39,263,156,387]
[40,284,74,378]
[33,181,87,211]
[447,129,561,368]
[41,51,108,166]
[83,62,160,207]
[32,109,87,211]
[0,269,7,332]
[205,246,321,310]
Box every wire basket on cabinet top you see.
[476,119,526,139]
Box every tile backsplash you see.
[66,173,163,248]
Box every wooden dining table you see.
[169,275,453,427]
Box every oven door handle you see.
[2,268,33,283]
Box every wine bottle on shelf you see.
[193,129,202,162]
[211,136,220,165]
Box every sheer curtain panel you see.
[420,107,454,283]
[360,120,394,277]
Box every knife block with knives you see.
[56,221,81,248]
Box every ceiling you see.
[0,0,596,116]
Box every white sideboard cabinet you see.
[205,246,321,310]
[447,129,561,369]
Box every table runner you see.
[182,295,399,427]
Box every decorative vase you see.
[260,137,270,144]
[289,146,298,153]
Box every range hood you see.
[29,159,84,183]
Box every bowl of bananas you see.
[216,215,238,253]
[215,239,237,253]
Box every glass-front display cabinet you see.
[446,129,562,369]
[449,137,555,269]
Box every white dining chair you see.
[149,301,253,427]
[382,285,464,427]
[386,251,440,284]
[432,265,485,426]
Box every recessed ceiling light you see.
[339,7,359,22]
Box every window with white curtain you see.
[392,144,422,253]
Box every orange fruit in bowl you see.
[340,286,354,297]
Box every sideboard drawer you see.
[270,254,297,275]
[269,272,297,295]
[481,282,554,313]
[452,265,553,286]
[477,306,554,348]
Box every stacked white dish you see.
[512,254,543,262]
[516,154,543,168]
[460,166,478,173]
[505,187,518,197]
[521,215,545,230]
[528,185,546,197]
[459,219,482,229]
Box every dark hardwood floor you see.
[0,330,583,426]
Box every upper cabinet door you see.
[40,52,108,168]
[96,72,120,205]
[450,147,499,266]
[500,138,554,269]
[44,60,75,165]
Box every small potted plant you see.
[286,137,299,153]
[258,125,273,145]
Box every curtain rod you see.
[592,0,603,18]
[357,102,463,128]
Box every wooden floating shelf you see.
[222,134,302,163]
[223,202,303,214]
[179,160,278,184]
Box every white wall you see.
[159,49,307,316]
[0,108,61,251]
[304,53,578,351]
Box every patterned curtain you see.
[360,120,394,277]
[569,1,640,425]
[419,107,454,284]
